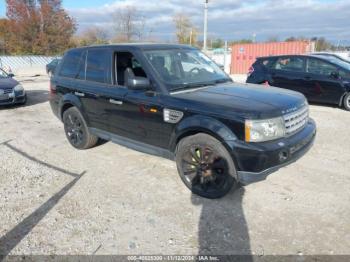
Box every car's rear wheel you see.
[63,107,98,149]
[343,93,350,111]
[176,133,238,199]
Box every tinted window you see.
[307,58,337,76]
[258,58,275,69]
[275,57,305,72]
[86,49,111,84]
[59,49,86,78]
[339,69,350,78]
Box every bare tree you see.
[76,26,109,46]
[113,6,145,42]
[173,13,196,45]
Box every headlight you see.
[245,117,286,142]
[14,84,24,92]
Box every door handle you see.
[109,99,123,105]
[74,92,85,97]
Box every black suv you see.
[246,54,350,110]
[50,44,316,198]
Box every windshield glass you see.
[324,56,350,71]
[144,49,231,90]
[0,68,9,78]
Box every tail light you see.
[248,66,254,76]
[49,82,57,96]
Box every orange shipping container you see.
[230,41,315,74]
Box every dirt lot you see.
[0,77,349,256]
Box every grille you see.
[3,89,13,94]
[283,106,309,135]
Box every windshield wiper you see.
[170,78,232,92]
[171,83,211,92]
[213,78,233,84]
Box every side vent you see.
[163,109,184,124]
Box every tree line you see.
[0,1,348,56]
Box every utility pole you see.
[203,0,208,51]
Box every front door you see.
[108,50,171,149]
[305,57,345,104]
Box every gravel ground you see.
[0,77,349,257]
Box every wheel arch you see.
[59,94,88,123]
[339,91,349,107]
[170,115,238,153]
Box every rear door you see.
[305,57,345,104]
[270,56,308,95]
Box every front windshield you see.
[144,49,231,90]
[324,56,350,71]
[0,69,9,78]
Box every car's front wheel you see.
[63,107,98,149]
[176,133,238,199]
[343,93,350,111]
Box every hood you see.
[0,77,19,91]
[172,82,307,119]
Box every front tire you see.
[63,107,98,149]
[176,133,238,199]
[343,93,350,111]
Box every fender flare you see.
[58,94,88,124]
[169,115,239,152]
[339,91,349,107]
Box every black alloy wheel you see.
[176,133,237,199]
[63,107,98,149]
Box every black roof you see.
[70,43,197,52]
[257,54,324,60]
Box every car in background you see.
[0,68,26,106]
[246,55,350,111]
[312,53,350,63]
[46,58,61,76]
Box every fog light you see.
[279,151,289,162]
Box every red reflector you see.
[49,82,57,95]
[247,66,254,76]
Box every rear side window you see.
[86,49,111,84]
[257,58,275,69]
[274,57,305,72]
[59,49,86,78]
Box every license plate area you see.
[0,94,9,100]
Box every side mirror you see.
[330,71,339,79]
[8,73,15,78]
[127,76,151,90]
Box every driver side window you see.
[114,52,147,86]
[307,58,337,76]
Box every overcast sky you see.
[1,0,349,44]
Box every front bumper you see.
[0,91,26,106]
[227,118,316,185]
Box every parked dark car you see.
[246,54,350,111]
[0,68,26,106]
[50,44,316,198]
[312,53,350,63]
[46,58,61,76]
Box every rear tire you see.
[63,107,98,149]
[176,133,238,199]
[343,93,350,111]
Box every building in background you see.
[230,41,316,74]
